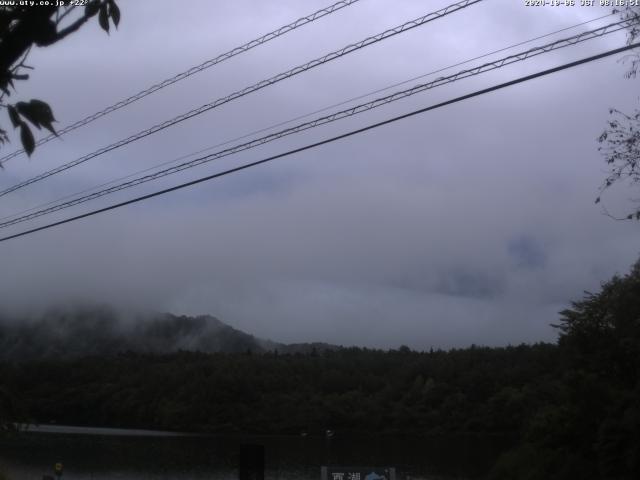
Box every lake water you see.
[0,426,510,479]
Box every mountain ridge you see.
[0,304,340,361]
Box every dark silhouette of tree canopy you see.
[0,0,120,157]
[1,258,640,478]
[555,258,640,385]
[0,0,120,433]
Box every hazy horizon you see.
[1,0,638,350]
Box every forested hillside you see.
[1,260,639,479]
[0,306,336,360]
[0,343,559,436]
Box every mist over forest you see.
[0,304,338,361]
[0,258,639,479]
[2,0,640,479]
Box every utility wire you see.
[0,18,633,229]
[1,42,638,244]
[0,0,363,165]
[0,13,615,222]
[0,11,616,225]
[0,0,483,198]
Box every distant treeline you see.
[1,343,558,436]
[0,306,337,361]
[2,260,640,479]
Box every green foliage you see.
[1,260,639,477]
[597,107,640,220]
[0,344,560,437]
[0,1,120,156]
[596,7,640,218]
[555,259,640,386]
[491,258,640,479]
[616,6,640,78]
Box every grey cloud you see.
[0,0,636,349]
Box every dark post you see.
[239,444,264,480]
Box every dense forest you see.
[1,259,639,479]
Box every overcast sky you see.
[0,0,638,349]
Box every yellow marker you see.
[54,463,63,475]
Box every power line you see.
[0,12,617,226]
[1,17,632,227]
[0,0,364,166]
[0,11,616,225]
[0,18,633,229]
[0,0,483,198]
[1,41,637,244]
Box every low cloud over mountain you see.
[0,305,338,361]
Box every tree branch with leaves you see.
[596,108,640,220]
[596,6,640,220]
[0,0,120,158]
